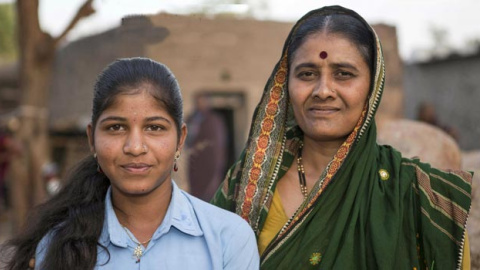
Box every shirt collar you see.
[99,181,203,247]
[152,181,203,239]
[98,186,127,247]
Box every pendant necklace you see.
[297,142,308,199]
[122,226,152,263]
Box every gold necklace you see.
[296,142,308,199]
[122,226,152,263]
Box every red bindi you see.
[319,51,328,59]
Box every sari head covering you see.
[212,5,472,269]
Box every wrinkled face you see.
[288,32,371,144]
[87,88,186,198]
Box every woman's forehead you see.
[292,33,364,62]
[103,91,166,114]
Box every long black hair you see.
[3,58,183,270]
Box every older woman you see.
[212,6,472,269]
[3,58,259,270]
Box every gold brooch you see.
[309,252,322,265]
[379,169,389,180]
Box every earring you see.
[173,151,180,172]
[94,153,103,174]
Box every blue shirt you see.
[35,181,259,269]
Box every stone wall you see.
[404,54,480,150]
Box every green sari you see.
[211,6,472,270]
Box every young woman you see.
[212,6,472,269]
[3,58,259,270]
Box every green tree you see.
[0,3,17,62]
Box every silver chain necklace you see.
[122,226,152,263]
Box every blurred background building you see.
[0,0,479,267]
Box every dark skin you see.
[276,32,371,217]
[87,89,187,245]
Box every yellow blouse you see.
[463,233,470,270]
[257,189,471,269]
[258,189,288,255]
